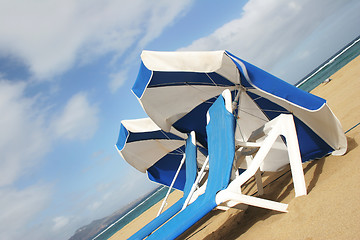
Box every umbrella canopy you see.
[132,50,347,171]
[116,118,207,190]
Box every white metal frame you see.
[215,113,307,213]
[159,94,307,214]
[157,153,186,216]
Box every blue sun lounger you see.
[128,132,198,240]
[146,90,236,240]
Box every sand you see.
[111,55,360,240]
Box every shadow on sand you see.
[177,157,327,240]
[177,136,357,240]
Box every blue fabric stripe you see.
[115,124,129,151]
[147,147,186,191]
[226,51,326,111]
[126,130,183,143]
[293,117,333,161]
[132,61,152,99]
[148,71,234,87]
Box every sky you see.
[0,0,359,239]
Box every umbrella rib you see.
[159,130,185,154]
[238,109,269,122]
[262,109,290,113]
[168,152,185,156]
[236,120,246,142]
[205,73,219,87]
[239,107,290,114]
[184,82,220,104]
[252,96,263,101]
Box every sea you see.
[94,35,360,240]
[92,186,171,240]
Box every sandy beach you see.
[111,55,360,240]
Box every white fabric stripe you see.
[120,139,185,172]
[141,85,236,132]
[121,118,160,132]
[141,50,240,84]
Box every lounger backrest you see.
[144,90,236,240]
[128,132,198,240]
[205,89,236,201]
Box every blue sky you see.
[0,0,359,239]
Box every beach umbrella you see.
[116,118,207,190]
[132,50,347,172]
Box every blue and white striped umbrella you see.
[131,50,347,171]
[116,118,207,190]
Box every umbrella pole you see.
[232,86,241,112]
[182,156,209,210]
[157,154,186,216]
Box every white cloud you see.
[52,216,71,232]
[0,78,101,239]
[180,0,359,83]
[0,184,52,239]
[87,200,102,211]
[0,0,193,80]
[0,80,51,186]
[109,69,128,93]
[52,92,99,140]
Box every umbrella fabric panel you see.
[243,87,346,156]
[244,91,334,162]
[132,61,152,99]
[116,118,187,173]
[228,50,346,156]
[133,50,240,99]
[116,123,130,151]
[135,84,235,133]
[118,138,185,173]
[148,71,235,87]
[147,147,187,191]
[294,116,333,161]
[226,51,326,111]
[147,143,208,190]
[126,130,183,143]
[139,50,240,81]
[132,50,240,133]
[172,95,217,148]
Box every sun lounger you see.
[146,89,308,239]
[146,89,236,240]
[128,131,198,240]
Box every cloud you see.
[0,78,101,239]
[109,69,128,93]
[180,0,357,83]
[0,80,51,186]
[0,184,52,239]
[52,216,71,232]
[52,92,99,140]
[0,0,193,80]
